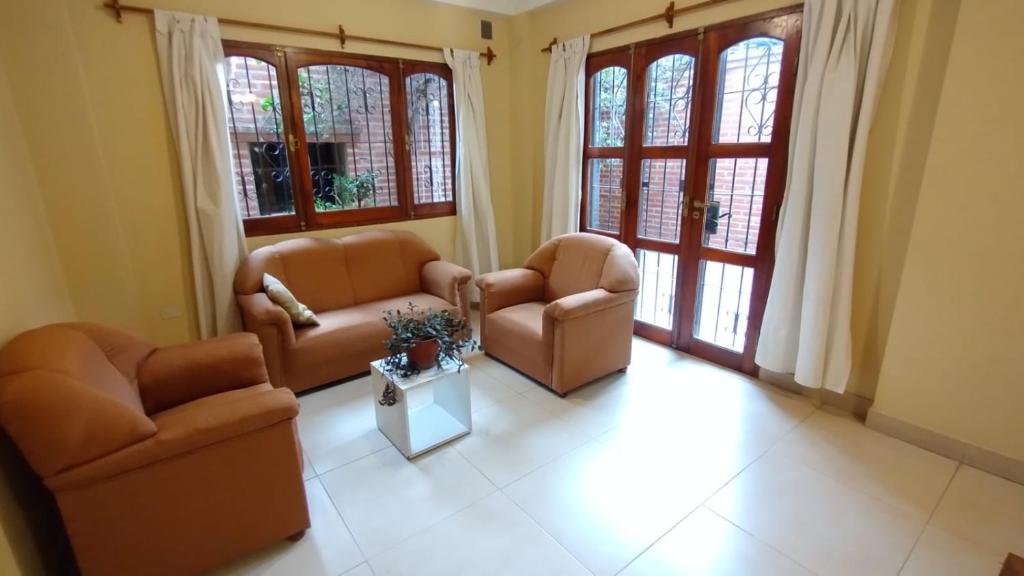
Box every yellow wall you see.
[0,0,518,347]
[0,54,76,576]
[871,0,1024,461]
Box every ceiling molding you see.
[430,0,559,16]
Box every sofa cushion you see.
[485,302,549,384]
[340,231,439,305]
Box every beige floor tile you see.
[368,492,590,576]
[452,393,592,486]
[319,445,495,557]
[900,525,1005,576]
[213,479,363,576]
[341,563,376,576]
[504,439,736,576]
[769,410,958,518]
[928,465,1024,559]
[302,450,316,480]
[619,507,814,576]
[296,377,391,475]
[707,453,925,576]
[471,355,539,393]
[467,366,521,413]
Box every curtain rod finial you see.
[106,0,124,23]
[485,46,496,65]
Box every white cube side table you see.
[370,359,472,459]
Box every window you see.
[223,42,456,236]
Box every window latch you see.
[287,133,299,153]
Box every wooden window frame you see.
[223,41,456,237]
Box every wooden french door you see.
[580,9,802,374]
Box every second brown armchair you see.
[475,233,640,396]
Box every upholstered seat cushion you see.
[485,302,549,384]
[284,292,458,391]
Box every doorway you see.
[580,9,802,373]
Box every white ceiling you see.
[430,0,559,16]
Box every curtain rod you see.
[103,0,497,65]
[541,0,739,52]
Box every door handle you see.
[692,199,710,209]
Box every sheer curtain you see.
[756,0,898,392]
[444,48,499,301]
[154,11,247,337]
[541,35,590,242]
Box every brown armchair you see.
[0,323,309,576]
[475,233,640,396]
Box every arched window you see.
[583,63,628,234]
[405,71,454,205]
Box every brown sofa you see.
[0,323,309,576]
[234,230,472,392]
[476,233,640,396]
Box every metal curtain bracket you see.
[338,25,346,49]
[665,1,676,28]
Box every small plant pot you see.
[406,338,440,370]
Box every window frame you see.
[222,41,457,237]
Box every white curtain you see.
[756,0,897,393]
[540,35,590,242]
[444,48,499,300]
[155,11,247,338]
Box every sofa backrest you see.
[234,230,441,311]
[0,324,157,478]
[524,233,640,302]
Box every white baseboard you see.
[866,408,1024,486]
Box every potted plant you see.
[382,303,476,377]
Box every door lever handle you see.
[692,199,711,209]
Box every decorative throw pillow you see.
[263,273,319,326]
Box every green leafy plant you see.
[314,170,378,211]
[382,303,476,378]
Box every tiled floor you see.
[217,337,1024,576]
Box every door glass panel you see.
[643,54,696,146]
[224,56,294,218]
[405,73,453,204]
[702,158,769,254]
[297,65,397,212]
[638,54,696,145]
[638,159,686,243]
[694,261,754,351]
[713,37,784,143]
[587,158,623,233]
[635,249,677,328]
[590,66,628,147]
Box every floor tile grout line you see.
[612,404,821,576]
[351,445,502,566]
[895,460,962,575]
[315,474,373,567]
[704,506,822,576]
[498,484,598,576]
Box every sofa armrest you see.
[421,260,472,312]
[545,289,636,322]
[237,293,295,343]
[138,333,270,414]
[475,269,546,314]
[46,386,299,491]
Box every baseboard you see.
[758,369,874,419]
[866,408,1024,486]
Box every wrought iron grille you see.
[635,249,677,328]
[405,73,453,204]
[703,157,769,254]
[587,158,623,233]
[713,37,784,144]
[693,260,754,351]
[298,65,397,212]
[590,66,628,147]
[224,56,294,218]
[638,159,687,243]
[643,54,695,146]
